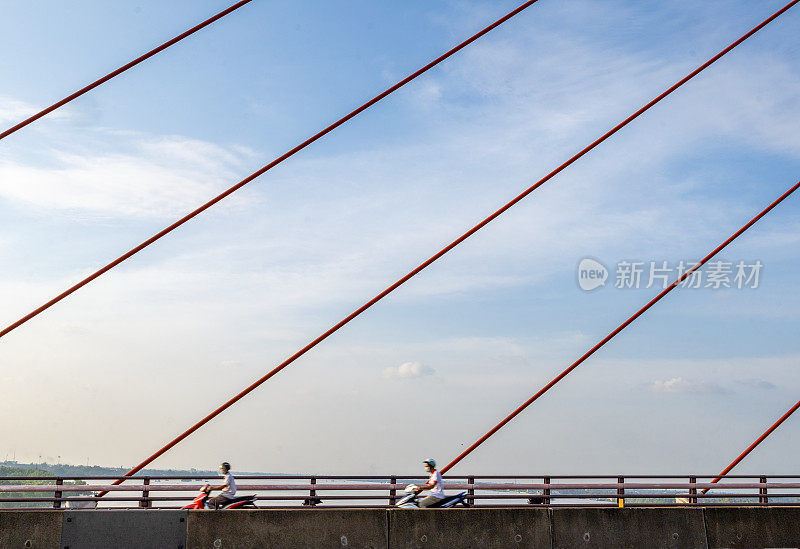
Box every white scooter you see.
[394,484,470,508]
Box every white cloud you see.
[675,56,800,156]
[405,80,443,109]
[0,96,71,125]
[0,134,255,219]
[382,361,435,379]
[649,377,726,394]
[733,378,777,390]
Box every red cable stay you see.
[0,0,543,341]
[441,179,800,474]
[95,2,798,494]
[702,399,800,494]
[0,0,255,142]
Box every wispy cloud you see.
[0,96,71,126]
[649,376,777,395]
[382,361,435,380]
[0,133,255,219]
[649,376,727,394]
[733,378,777,390]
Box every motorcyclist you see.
[415,458,445,508]
[206,461,237,510]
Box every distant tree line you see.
[0,465,87,508]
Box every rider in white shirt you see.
[415,458,445,508]
[207,461,237,509]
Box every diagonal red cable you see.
[0,0,255,142]
[92,2,799,494]
[0,0,543,341]
[441,179,800,474]
[702,399,800,494]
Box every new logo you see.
[577,258,608,291]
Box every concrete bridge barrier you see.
[59,510,187,549]
[3,506,800,548]
[389,508,551,548]
[550,507,707,548]
[0,510,63,548]
[704,506,800,548]
[187,509,388,549]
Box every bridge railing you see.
[1,474,798,509]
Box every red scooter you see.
[183,484,258,510]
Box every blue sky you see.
[1,0,799,476]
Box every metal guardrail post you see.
[389,476,397,506]
[689,476,697,504]
[467,476,475,506]
[140,477,151,508]
[760,476,768,504]
[543,476,550,505]
[53,478,63,509]
[309,477,317,507]
[617,476,624,507]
